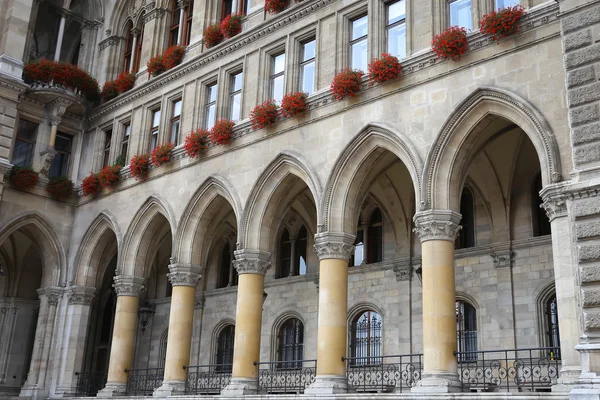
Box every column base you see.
[19,385,48,400]
[96,382,127,397]
[411,372,463,393]
[304,375,347,394]
[220,377,257,395]
[553,366,581,392]
[154,380,186,396]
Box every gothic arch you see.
[321,122,423,234]
[241,151,322,251]
[422,86,562,212]
[347,301,385,323]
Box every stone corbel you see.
[39,147,58,177]
[490,249,513,269]
[392,259,412,281]
[233,249,271,275]
[413,210,462,243]
[540,183,569,222]
[194,295,205,310]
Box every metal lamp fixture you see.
[414,265,423,286]
[138,298,155,334]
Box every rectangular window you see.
[300,39,316,95]
[270,53,285,102]
[12,119,38,167]
[102,129,112,167]
[150,109,160,151]
[49,133,72,178]
[496,0,520,8]
[205,83,218,129]
[170,99,182,144]
[449,0,472,30]
[350,15,368,71]
[229,71,243,121]
[121,123,131,160]
[386,1,406,59]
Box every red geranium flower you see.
[210,119,235,146]
[431,26,468,61]
[330,68,364,101]
[97,165,121,189]
[46,176,74,200]
[8,166,39,191]
[130,154,150,181]
[81,173,101,197]
[250,100,279,130]
[480,5,525,43]
[163,45,186,69]
[368,53,402,85]
[184,129,210,158]
[265,0,286,14]
[281,92,308,118]
[147,55,166,77]
[204,24,224,48]
[101,80,118,102]
[151,142,175,167]
[114,71,136,93]
[221,14,244,39]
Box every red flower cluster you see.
[250,100,279,130]
[130,154,150,181]
[97,165,121,189]
[101,80,119,102]
[431,26,469,61]
[221,14,244,39]
[480,5,525,43]
[368,53,402,85]
[115,72,136,93]
[23,59,101,105]
[330,68,364,101]
[163,45,186,69]
[151,142,175,167]
[265,0,286,14]
[184,129,210,158]
[204,24,224,48]
[81,173,101,197]
[46,176,74,200]
[281,92,308,118]
[8,166,39,191]
[210,119,235,146]
[147,55,166,77]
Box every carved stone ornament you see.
[167,263,203,287]
[412,210,462,243]
[233,249,271,275]
[490,250,513,268]
[37,287,64,306]
[392,260,412,281]
[194,295,205,310]
[113,275,145,296]
[540,197,567,222]
[67,286,95,305]
[39,146,57,177]
[313,232,355,261]
[47,97,71,123]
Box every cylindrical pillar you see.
[305,232,355,395]
[49,123,58,147]
[412,210,462,393]
[54,10,67,61]
[129,29,140,72]
[98,276,144,398]
[176,1,186,45]
[154,263,202,396]
[220,250,271,395]
[289,237,297,277]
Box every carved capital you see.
[313,232,355,261]
[47,97,71,123]
[194,295,205,309]
[37,286,64,306]
[177,0,189,9]
[167,261,203,287]
[131,28,141,36]
[490,250,513,268]
[540,183,568,222]
[413,210,462,243]
[67,285,95,305]
[233,249,271,275]
[113,275,145,296]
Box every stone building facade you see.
[0,0,600,399]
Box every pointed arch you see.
[321,122,423,234]
[174,175,242,266]
[240,151,322,251]
[423,86,562,212]
[0,212,66,287]
[120,196,176,277]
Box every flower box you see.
[250,100,279,130]
[147,55,166,77]
[8,166,39,191]
[368,53,402,85]
[82,173,101,197]
[151,143,175,167]
[330,68,364,101]
[130,154,150,181]
[210,119,235,146]
[184,129,210,158]
[265,0,286,14]
[101,80,118,102]
[204,24,224,48]
[46,176,74,200]
[281,92,308,118]
[115,71,136,93]
[163,45,186,69]
[480,5,525,43]
[221,14,244,39]
[98,165,121,189]
[431,26,468,61]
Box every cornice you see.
[0,76,27,93]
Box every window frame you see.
[204,81,218,130]
[277,318,304,369]
[299,38,316,95]
[49,132,73,178]
[228,70,244,121]
[269,52,286,102]
[102,128,113,167]
[447,0,472,30]
[120,121,131,161]
[385,0,407,59]
[122,21,134,73]
[349,14,369,71]
[456,299,478,361]
[169,2,181,47]
[149,108,161,152]
[169,98,182,144]
[215,324,235,371]
[349,310,383,365]
[12,119,38,168]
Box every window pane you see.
[173,100,182,117]
[151,130,158,150]
[124,124,131,138]
[231,93,241,121]
[302,40,316,61]
[17,119,38,142]
[55,134,72,152]
[301,61,315,95]
[171,120,180,143]
[351,38,368,71]
[387,22,406,58]
[12,140,34,167]
[450,0,472,30]
[49,152,69,178]
[388,0,406,25]
[206,104,216,129]
[496,0,519,8]
[152,110,161,127]
[273,53,285,74]
[351,15,368,40]
[232,72,243,92]
[208,84,218,102]
[272,75,284,102]
[353,242,364,266]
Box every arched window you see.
[367,208,383,263]
[456,299,477,361]
[217,242,237,288]
[169,2,181,47]
[215,324,235,372]
[544,293,561,360]
[185,1,194,46]
[296,226,308,276]
[277,229,292,278]
[532,174,551,237]
[169,0,194,47]
[122,21,144,73]
[277,318,304,369]
[122,21,134,73]
[349,216,364,267]
[349,310,382,365]
[159,330,168,369]
[457,187,475,249]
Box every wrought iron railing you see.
[254,360,317,394]
[75,371,107,396]
[456,347,560,392]
[184,364,232,395]
[343,354,423,393]
[125,368,164,396]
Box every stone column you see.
[305,232,355,395]
[40,98,71,177]
[411,210,462,393]
[289,236,297,277]
[98,276,144,397]
[55,286,96,396]
[54,9,68,61]
[221,250,271,395]
[21,287,64,399]
[176,0,187,45]
[154,262,202,396]
[129,28,140,72]
[0,298,18,384]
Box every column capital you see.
[233,249,271,275]
[67,285,95,305]
[177,0,189,9]
[37,286,64,306]
[112,275,145,296]
[313,232,355,261]
[131,27,141,36]
[540,183,569,222]
[413,210,461,243]
[167,261,203,287]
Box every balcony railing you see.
[125,368,164,396]
[75,371,106,396]
[254,360,317,394]
[343,354,423,393]
[184,364,232,395]
[456,347,560,392]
